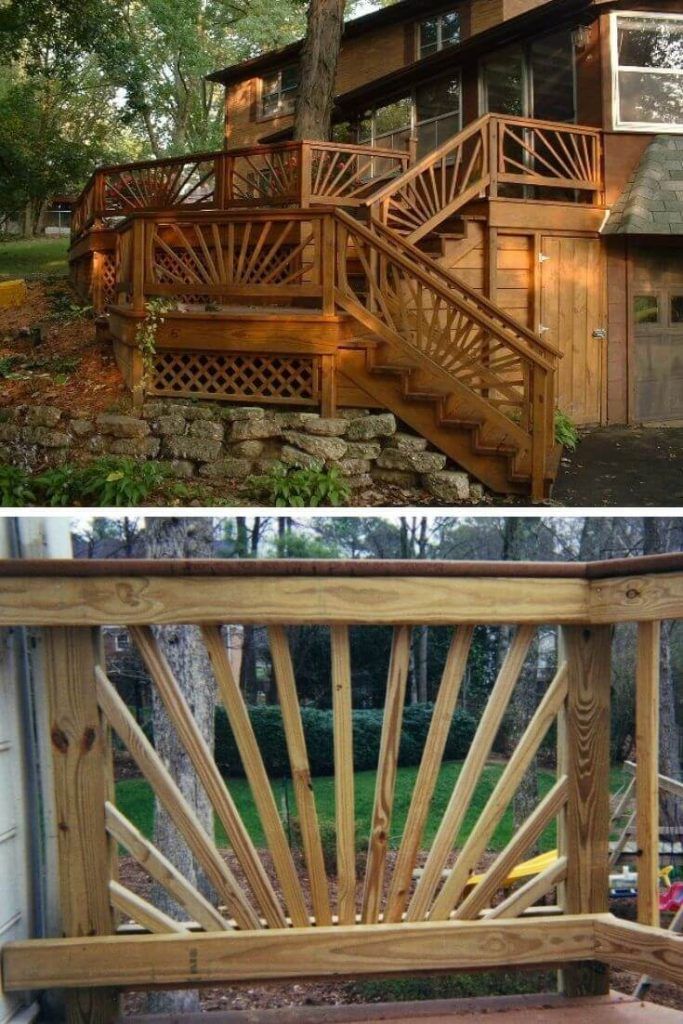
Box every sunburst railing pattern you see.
[0,558,682,1022]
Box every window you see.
[419,11,461,59]
[480,31,575,122]
[672,295,683,323]
[358,77,461,157]
[261,66,299,118]
[634,295,660,324]
[612,13,683,130]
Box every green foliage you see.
[0,464,35,506]
[135,298,176,381]
[248,462,350,508]
[77,456,168,506]
[353,971,556,1004]
[214,704,476,779]
[555,409,580,451]
[34,465,78,506]
[0,238,69,277]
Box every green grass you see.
[0,237,69,278]
[115,762,629,853]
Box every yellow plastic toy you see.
[465,853,674,892]
[0,279,27,309]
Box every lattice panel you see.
[101,252,117,307]
[149,351,320,404]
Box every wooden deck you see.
[121,993,681,1024]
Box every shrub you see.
[35,465,79,506]
[214,703,477,778]
[555,409,580,451]
[78,456,167,506]
[0,464,35,506]
[247,462,350,507]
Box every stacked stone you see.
[0,401,484,503]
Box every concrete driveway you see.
[552,426,683,507]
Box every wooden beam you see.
[485,856,568,921]
[331,625,356,926]
[2,916,599,991]
[561,625,612,998]
[0,575,590,628]
[590,573,683,623]
[635,621,660,929]
[43,627,119,1024]
[594,916,683,990]
[108,881,189,935]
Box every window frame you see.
[259,65,299,121]
[478,31,577,123]
[358,73,463,153]
[418,10,461,60]
[610,11,683,133]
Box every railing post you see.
[559,624,612,999]
[636,621,660,928]
[530,365,548,503]
[488,117,498,199]
[44,627,118,1024]
[93,171,106,229]
[300,142,312,207]
[131,218,146,316]
[320,354,337,418]
[321,213,336,317]
[215,152,231,208]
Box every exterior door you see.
[540,235,605,425]
[633,248,683,423]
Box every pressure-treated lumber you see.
[485,856,568,920]
[635,621,660,928]
[410,626,535,921]
[43,627,119,1024]
[590,572,683,623]
[429,662,568,917]
[608,809,636,868]
[269,626,332,926]
[362,626,411,923]
[385,626,474,922]
[593,916,683,989]
[104,802,228,932]
[2,917,599,991]
[562,625,612,998]
[624,761,683,800]
[201,625,309,928]
[130,625,286,928]
[331,625,356,925]
[95,667,258,930]
[0,574,590,627]
[108,880,188,935]
[453,777,568,920]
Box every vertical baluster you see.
[636,621,660,928]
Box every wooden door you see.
[633,247,683,423]
[540,236,605,425]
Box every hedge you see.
[215,703,476,778]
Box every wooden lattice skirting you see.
[149,350,321,404]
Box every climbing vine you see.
[134,298,177,382]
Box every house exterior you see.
[67,0,683,499]
[208,0,683,428]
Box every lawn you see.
[0,237,69,278]
[115,762,629,854]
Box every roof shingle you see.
[603,136,683,236]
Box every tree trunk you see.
[143,517,216,1015]
[293,0,346,140]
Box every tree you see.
[143,517,216,1015]
[294,0,346,140]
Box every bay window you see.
[611,13,683,130]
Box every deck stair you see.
[68,114,605,498]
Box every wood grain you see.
[130,626,286,929]
[43,627,119,1024]
[331,625,356,925]
[108,880,188,935]
[269,627,332,926]
[635,621,660,928]
[95,667,257,930]
[486,856,568,920]
[411,626,534,921]
[361,626,411,923]
[202,625,309,928]
[2,916,599,990]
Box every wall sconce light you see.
[572,25,590,51]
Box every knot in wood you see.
[51,727,69,754]
[81,726,97,752]
[626,588,640,600]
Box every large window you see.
[358,77,461,157]
[260,66,299,118]
[480,31,576,123]
[419,11,461,59]
[611,13,683,130]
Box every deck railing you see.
[70,141,410,242]
[0,557,681,1023]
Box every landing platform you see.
[122,992,681,1024]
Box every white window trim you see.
[418,11,461,61]
[610,11,683,133]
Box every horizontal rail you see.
[624,761,683,800]
[2,554,683,580]
[4,916,682,991]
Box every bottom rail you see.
[4,915,681,992]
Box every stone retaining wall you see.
[0,401,484,503]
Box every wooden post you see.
[488,117,499,198]
[636,620,660,928]
[320,354,337,418]
[43,627,118,1024]
[530,365,548,503]
[91,251,104,316]
[131,218,146,316]
[300,142,312,207]
[560,625,612,998]
[321,214,336,317]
